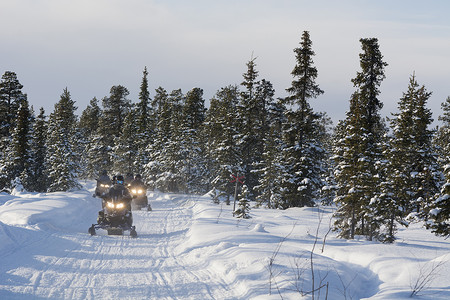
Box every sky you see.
[1,0,450,125]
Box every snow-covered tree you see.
[388,74,441,224]
[427,95,450,237]
[29,108,48,192]
[78,97,101,179]
[237,56,265,199]
[278,30,325,208]
[1,97,33,190]
[204,85,242,203]
[180,87,207,193]
[0,71,26,139]
[135,67,154,175]
[234,184,251,219]
[113,109,138,175]
[333,38,387,240]
[46,88,81,192]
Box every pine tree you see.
[279,30,325,208]
[101,85,131,139]
[237,56,263,199]
[30,108,48,192]
[333,38,387,240]
[1,97,33,190]
[135,67,153,175]
[234,184,251,219]
[0,71,26,139]
[434,96,450,165]
[204,85,242,203]
[427,96,450,237]
[144,87,169,190]
[389,75,441,222]
[427,164,450,237]
[46,88,81,192]
[180,87,207,193]
[0,71,27,189]
[147,89,185,192]
[78,97,101,179]
[253,82,285,208]
[113,109,138,175]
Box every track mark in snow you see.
[0,194,236,299]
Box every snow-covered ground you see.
[0,182,449,299]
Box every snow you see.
[1,182,450,299]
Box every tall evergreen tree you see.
[238,56,263,198]
[113,109,138,175]
[428,96,450,237]
[279,30,325,208]
[180,87,207,193]
[30,108,48,192]
[204,85,242,203]
[0,71,26,139]
[135,67,153,175]
[144,87,169,189]
[333,38,388,240]
[388,74,440,223]
[434,96,450,165]
[101,85,131,139]
[46,88,81,192]
[254,94,286,208]
[1,97,33,190]
[78,97,101,179]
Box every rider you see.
[97,174,133,227]
[109,175,133,208]
[130,174,146,189]
[95,170,112,198]
[129,174,151,210]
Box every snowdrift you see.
[0,183,449,299]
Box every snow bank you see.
[0,185,449,299]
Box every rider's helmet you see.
[116,175,124,185]
[101,169,108,176]
[135,174,142,180]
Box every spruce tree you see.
[1,97,33,190]
[46,88,81,192]
[253,81,285,208]
[30,108,48,192]
[78,97,101,179]
[234,184,251,219]
[113,109,138,175]
[428,96,450,237]
[279,30,324,208]
[101,85,131,139]
[333,38,387,240]
[434,96,450,165]
[180,87,207,193]
[144,87,169,189]
[135,67,153,175]
[238,56,263,199]
[204,85,242,203]
[0,71,26,139]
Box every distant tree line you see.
[0,31,449,240]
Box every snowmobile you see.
[93,180,111,199]
[130,185,152,211]
[89,196,137,237]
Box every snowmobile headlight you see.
[107,202,115,208]
[101,184,109,188]
[131,189,137,194]
[116,203,125,209]
[137,189,143,194]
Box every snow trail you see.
[0,192,235,300]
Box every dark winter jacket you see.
[106,184,132,203]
